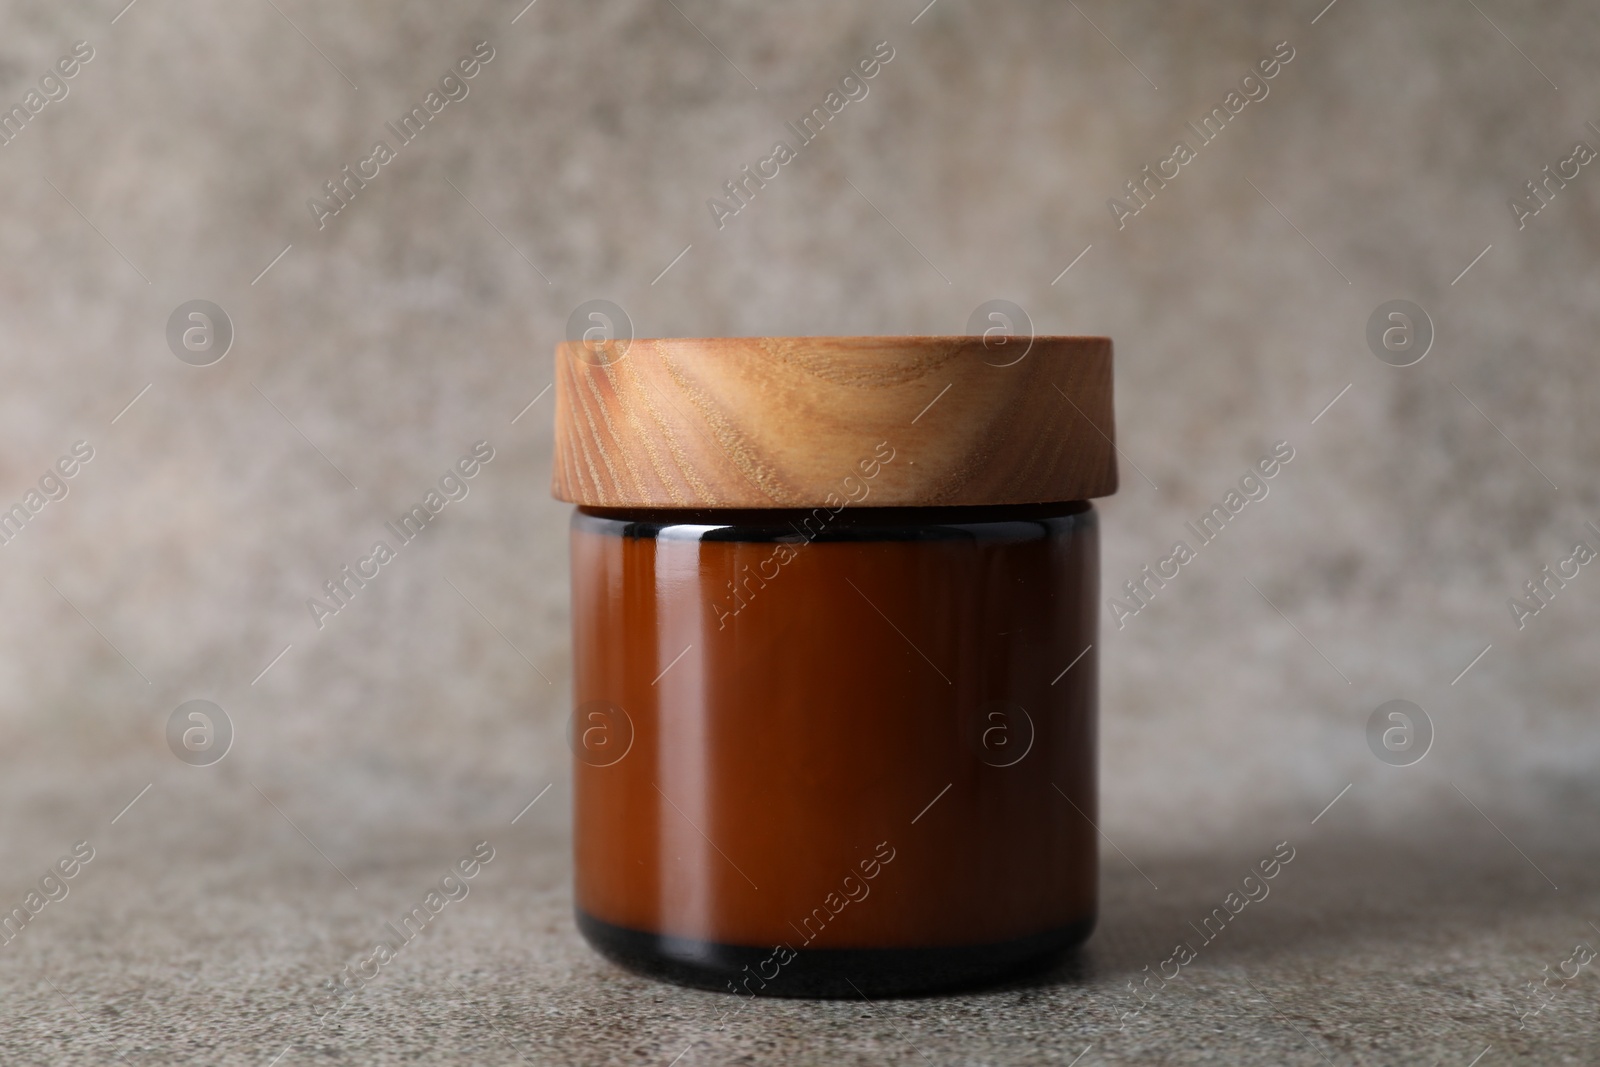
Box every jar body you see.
[569,502,1098,996]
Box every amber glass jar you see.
[552,336,1117,997]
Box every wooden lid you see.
[550,335,1117,508]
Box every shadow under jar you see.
[552,335,1119,997]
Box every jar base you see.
[576,909,1095,998]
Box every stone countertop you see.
[1,765,1595,1065]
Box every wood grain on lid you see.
[550,335,1117,508]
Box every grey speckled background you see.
[1,0,1598,1063]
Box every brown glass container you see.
[552,336,1118,997]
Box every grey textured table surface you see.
[3,0,1599,1062]
[5,773,1597,1065]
